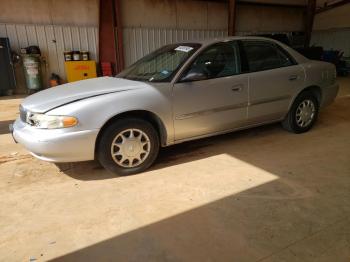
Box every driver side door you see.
[173,41,249,141]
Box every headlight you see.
[27,113,78,129]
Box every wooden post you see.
[228,0,236,36]
[304,0,316,48]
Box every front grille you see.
[19,105,27,123]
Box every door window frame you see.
[175,40,242,83]
[238,40,298,74]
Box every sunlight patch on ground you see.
[50,153,279,260]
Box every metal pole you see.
[304,0,316,48]
[228,0,236,36]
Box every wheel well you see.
[299,86,322,105]
[285,86,322,118]
[95,110,167,156]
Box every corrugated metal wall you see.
[1,22,303,92]
[0,23,98,92]
[123,27,227,66]
[311,29,350,56]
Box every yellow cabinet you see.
[65,61,97,83]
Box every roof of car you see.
[184,36,280,46]
[175,36,309,64]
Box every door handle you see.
[231,85,243,92]
[289,75,298,81]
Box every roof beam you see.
[316,0,350,14]
[197,0,306,9]
[237,1,306,9]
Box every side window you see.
[182,41,240,81]
[242,41,294,72]
[277,47,295,67]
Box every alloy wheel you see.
[111,128,151,168]
[295,99,316,128]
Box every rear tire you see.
[97,118,159,176]
[282,91,319,134]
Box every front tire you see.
[97,118,160,176]
[282,91,319,133]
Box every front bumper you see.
[9,123,17,143]
[11,118,99,162]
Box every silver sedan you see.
[11,37,339,175]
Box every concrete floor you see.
[0,77,350,262]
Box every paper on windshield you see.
[175,46,194,53]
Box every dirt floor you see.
[0,77,350,262]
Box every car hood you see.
[21,77,146,113]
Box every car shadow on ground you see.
[0,120,14,135]
[0,95,26,101]
[55,122,281,181]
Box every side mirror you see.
[180,67,208,82]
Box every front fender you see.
[48,85,174,145]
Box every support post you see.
[99,0,117,71]
[99,0,125,74]
[304,0,316,48]
[114,0,125,73]
[228,0,236,36]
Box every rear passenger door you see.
[240,40,304,124]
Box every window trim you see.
[274,43,298,66]
[238,40,297,74]
[175,40,242,83]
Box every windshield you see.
[118,43,201,82]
